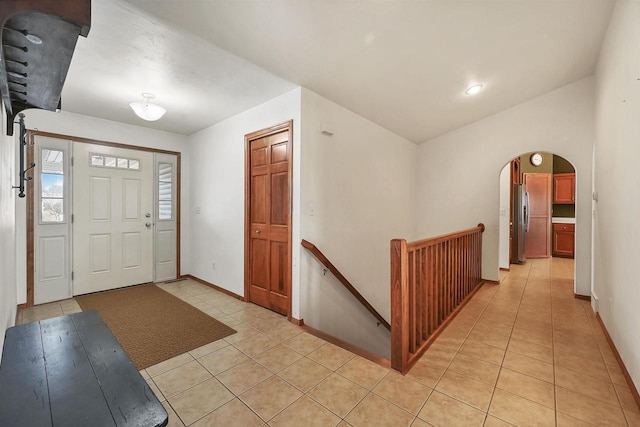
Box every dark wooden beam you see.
[0,0,91,36]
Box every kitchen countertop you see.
[552,217,575,224]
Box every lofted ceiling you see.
[63,0,615,141]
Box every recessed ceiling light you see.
[465,83,484,96]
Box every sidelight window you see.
[41,149,65,223]
[158,163,173,220]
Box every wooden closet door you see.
[524,173,551,258]
[246,122,292,316]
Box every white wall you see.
[593,0,640,388]
[187,88,302,314]
[299,88,417,358]
[498,164,510,269]
[417,77,595,295]
[17,110,190,304]
[0,107,17,361]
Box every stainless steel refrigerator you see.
[512,184,529,264]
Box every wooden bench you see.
[0,310,167,426]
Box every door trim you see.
[25,130,182,307]
[244,120,293,319]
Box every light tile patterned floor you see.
[16,258,640,426]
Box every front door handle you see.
[145,222,151,228]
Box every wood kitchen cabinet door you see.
[553,223,575,258]
[524,173,551,258]
[553,173,575,204]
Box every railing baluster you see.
[444,241,448,316]
[443,241,447,320]
[421,248,428,341]
[436,243,445,325]
[440,242,444,321]
[415,249,420,349]
[465,234,470,295]
[411,250,416,351]
[427,245,430,334]
[456,237,466,306]
[453,238,457,306]
[428,245,433,335]
[391,224,485,374]
[436,243,440,325]
[409,250,415,354]
[448,240,452,314]
[444,241,448,321]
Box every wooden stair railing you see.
[301,239,391,330]
[390,223,485,374]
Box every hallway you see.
[408,257,638,426]
[15,258,639,426]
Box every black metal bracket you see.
[11,113,33,198]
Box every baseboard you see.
[182,275,244,301]
[591,293,599,312]
[300,323,391,369]
[596,314,640,411]
[574,294,591,302]
[289,317,304,326]
[482,278,500,285]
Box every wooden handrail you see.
[301,239,391,330]
[391,223,485,374]
[407,223,485,249]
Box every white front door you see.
[34,137,72,304]
[73,143,154,295]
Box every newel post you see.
[390,239,409,373]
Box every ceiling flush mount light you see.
[464,83,484,96]
[130,92,166,121]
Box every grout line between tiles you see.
[24,262,611,427]
[484,260,532,424]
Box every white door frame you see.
[26,131,181,306]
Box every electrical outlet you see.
[212,260,216,270]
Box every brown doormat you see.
[76,284,236,369]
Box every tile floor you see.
[16,257,640,426]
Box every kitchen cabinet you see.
[553,223,575,258]
[553,173,575,204]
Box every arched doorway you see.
[499,152,576,275]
